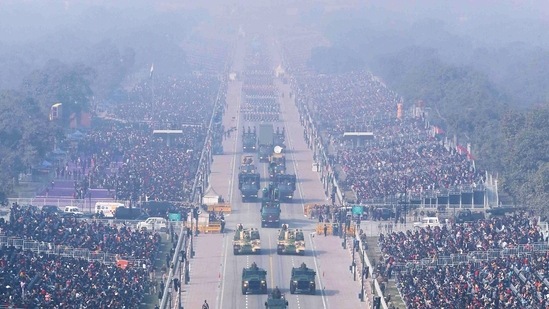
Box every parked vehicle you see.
[136,217,168,232]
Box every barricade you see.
[198,223,222,234]
[207,203,232,214]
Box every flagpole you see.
[150,63,155,113]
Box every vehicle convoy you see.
[233,224,261,255]
[260,184,281,228]
[277,224,305,255]
[258,123,274,162]
[290,262,316,295]
[264,287,288,309]
[241,262,268,295]
[242,126,257,152]
[238,155,261,202]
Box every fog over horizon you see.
[0,0,548,107]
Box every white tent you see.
[202,186,221,205]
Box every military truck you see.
[241,262,268,295]
[238,155,261,202]
[242,126,257,152]
[273,127,285,149]
[277,224,305,255]
[290,262,316,295]
[261,184,281,228]
[264,287,288,309]
[274,174,296,202]
[233,225,261,255]
[258,124,274,162]
[268,151,286,179]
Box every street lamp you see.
[179,250,185,309]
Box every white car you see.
[63,206,84,217]
[136,217,168,232]
[413,217,442,229]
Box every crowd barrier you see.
[207,203,231,213]
[197,222,222,234]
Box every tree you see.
[0,90,53,197]
[21,60,94,126]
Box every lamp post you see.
[179,250,184,309]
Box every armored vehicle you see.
[233,225,261,255]
[290,263,316,295]
[242,262,268,295]
[264,287,288,309]
[238,155,261,202]
[273,174,296,202]
[258,124,274,162]
[260,184,281,228]
[268,151,286,179]
[277,224,305,255]
[242,126,257,152]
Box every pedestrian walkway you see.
[181,234,224,309]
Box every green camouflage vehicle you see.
[264,287,288,309]
[290,263,316,295]
[242,262,268,295]
[233,225,261,255]
[277,224,305,255]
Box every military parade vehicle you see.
[242,126,257,152]
[260,184,281,228]
[233,224,261,255]
[268,148,286,179]
[273,127,285,149]
[258,123,274,162]
[290,262,316,295]
[241,262,268,295]
[264,287,288,309]
[238,155,261,202]
[273,174,297,202]
[277,224,305,255]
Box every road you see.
[182,33,367,309]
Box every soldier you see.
[273,286,282,299]
[238,223,243,231]
[251,262,258,270]
[300,262,307,270]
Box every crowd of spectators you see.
[60,75,222,203]
[396,254,549,308]
[295,71,485,203]
[372,212,548,308]
[0,245,151,308]
[0,204,161,262]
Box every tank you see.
[242,262,268,295]
[290,262,316,295]
[233,225,261,255]
[277,224,305,255]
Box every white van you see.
[95,202,125,218]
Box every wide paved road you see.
[183,34,367,309]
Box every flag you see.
[149,63,154,79]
